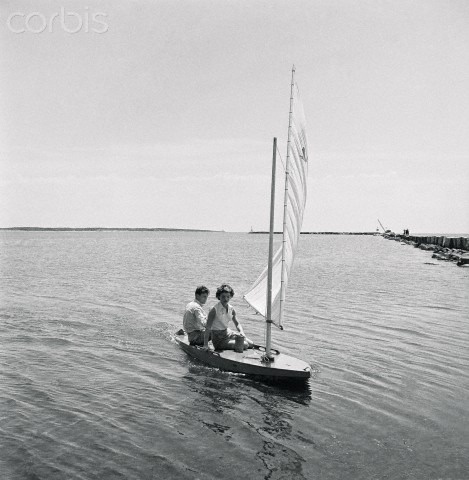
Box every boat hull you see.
[174,333,311,381]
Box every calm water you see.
[1,232,468,480]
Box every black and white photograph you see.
[1,1,468,479]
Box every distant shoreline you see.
[0,227,220,232]
[1,228,378,234]
[5,229,462,236]
[249,231,378,235]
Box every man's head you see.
[195,285,210,304]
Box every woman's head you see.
[215,284,234,300]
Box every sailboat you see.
[174,67,311,381]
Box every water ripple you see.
[1,232,468,479]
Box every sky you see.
[1,0,468,233]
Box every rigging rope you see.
[276,145,285,172]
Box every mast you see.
[279,65,295,328]
[265,137,277,359]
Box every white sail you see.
[244,80,308,327]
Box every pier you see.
[383,233,469,266]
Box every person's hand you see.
[202,345,212,352]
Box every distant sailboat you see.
[377,219,393,235]
[175,67,311,381]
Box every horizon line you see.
[1,226,377,234]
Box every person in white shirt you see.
[203,284,253,350]
[183,286,210,345]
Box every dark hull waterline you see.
[174,333,311,381]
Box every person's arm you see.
[194,305,207,327]
[203,308,216,348]
[231,308,245,337]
